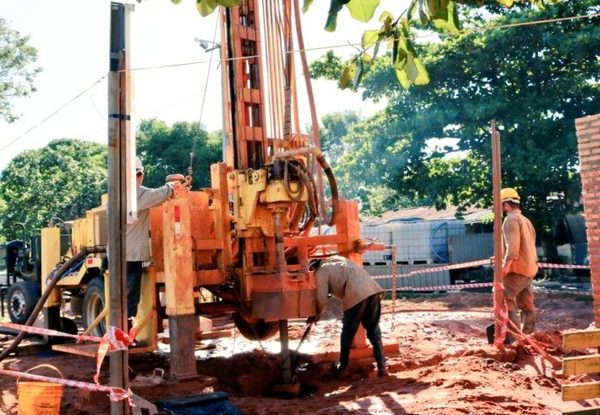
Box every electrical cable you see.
[0,74,108,153]
[3,10,597,153]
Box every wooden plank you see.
[562,407,600,415]
[563,355,600,376]
[563,382,600,401]
[563,330,600,350]
[52,343,154,358]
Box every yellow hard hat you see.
[500,187,520,203]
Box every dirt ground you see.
[1,290,598,415]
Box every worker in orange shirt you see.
[501,188,538,337]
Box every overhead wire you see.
[0,74,108,153]
[3,10,597,152]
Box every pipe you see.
[0,246,106,362]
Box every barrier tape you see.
[371,259,590,292]
[389,282,494,292]
[0,368,132,403]
[0,322,136,385]
[372,259,589,281]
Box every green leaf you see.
[394,68,411,89]
[339,61,357,89]
[497,0,515,6]
[171,0,184,4]
[215,0,241,6]
[197,0,217,17]
[379,11,394,23]
[302,0,314,13]
[406,54,419,83]
[346,0,380,23]
[432,0,461,34]
[361,30,379,49]
[325,0,349,32]
[362,53,373,64]
[407,0,417,20]
[413,57,430,85]
[352,60,364,89]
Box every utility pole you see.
[108,3,133,414]
[491,120,504,345]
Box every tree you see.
[313,0,599,235]
[0,18,41,123]
[0,139,107,241]
[136,119,222,190]
[319,110,361,165]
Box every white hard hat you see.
[135,157,144,173]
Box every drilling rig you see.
[6,0,368,388]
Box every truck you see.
[3,0,373,387]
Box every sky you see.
[0,0,409,171]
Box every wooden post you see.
[108,3,132,414]
[491,120,504,344]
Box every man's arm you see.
[137,183,174,211]
[315,268,330,316]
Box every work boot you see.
[331,361,348,379]
[521,310,536,335]
[372,337,387,377]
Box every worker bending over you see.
[311,256,387,378]
[501,187,538,337]
[127,157,175,325]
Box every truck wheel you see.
[233,312,279,340]
[7,281,41,324]
[82,278,106,337]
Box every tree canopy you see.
[0,139,107,242]
[137,119,222,190]
[0,18,41,123]
[313,0,599,232]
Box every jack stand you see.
[168,315,198,380]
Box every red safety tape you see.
[372,259,589,282]
[0,322,137,385]
[0,368,132,403]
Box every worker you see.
[127,157,175,325]
[310,256,387,378]
[501,187,538,338]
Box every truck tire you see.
[82,278,106,337]
[233,312,279,340]
[7,281,41,324]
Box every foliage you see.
[319,110,361,165]
[0,18,41,123]
[314,0,599,233]
[137,119,222,190]
[0,139,107,241]
[304,0,557,89]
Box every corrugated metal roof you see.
[362,206,492,225]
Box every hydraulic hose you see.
[274,147,339,226]
[0,246,106,362]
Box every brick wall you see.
[576,114,600,325]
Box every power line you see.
[3,10,597,152]
[124,11,599,72]
[0,74,108,153]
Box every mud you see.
[0,291,598,414]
